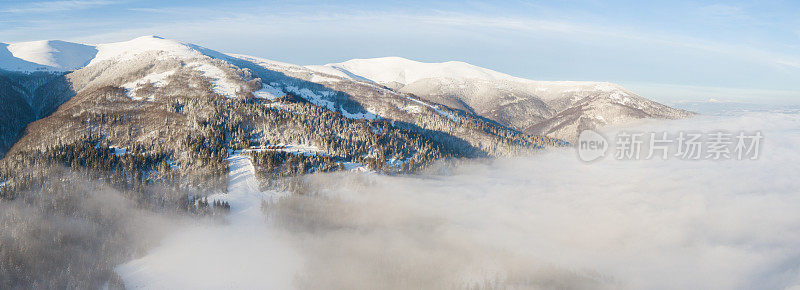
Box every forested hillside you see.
[0,36,568,287]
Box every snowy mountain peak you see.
[316,56,634,96]
[321,56,520,85]
[1,40,97,72]
[88,35,203,66]
[317,56,634,96]
[0,35,204,72]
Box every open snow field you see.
[115,155,300,289]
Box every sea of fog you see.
[117,106,800,289]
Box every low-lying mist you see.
[118,110,800,289]
[0,170,183,288]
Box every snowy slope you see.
[1,36,212,72]
[0,40,97,71]
[314,56,520,85]
[526,93,692,141]
[115,154,299,289]
[81,36,254,99]
[88,35,204,66]
[3,36,251,97]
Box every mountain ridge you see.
[312,56,693,141]
[0,35,690,162]
[2,36,562,168]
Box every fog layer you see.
[120,110,800,289]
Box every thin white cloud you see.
[408,12,800,70]
[119,8,800,70]
[5,3,798,71]
[697,3,750,20]
[621,82,800,105]
[1,0,118,14]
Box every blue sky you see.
[1,0,799,104]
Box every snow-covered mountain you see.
[0,39,91,154]
[0,40,97,71]
[311,57,693,141]
[0,35,689,161]
[1,36,561,166]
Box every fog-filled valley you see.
[148,109,800,289]
[4,108,796,289]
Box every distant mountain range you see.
[311,57,693,141]
[0,35,691,162]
